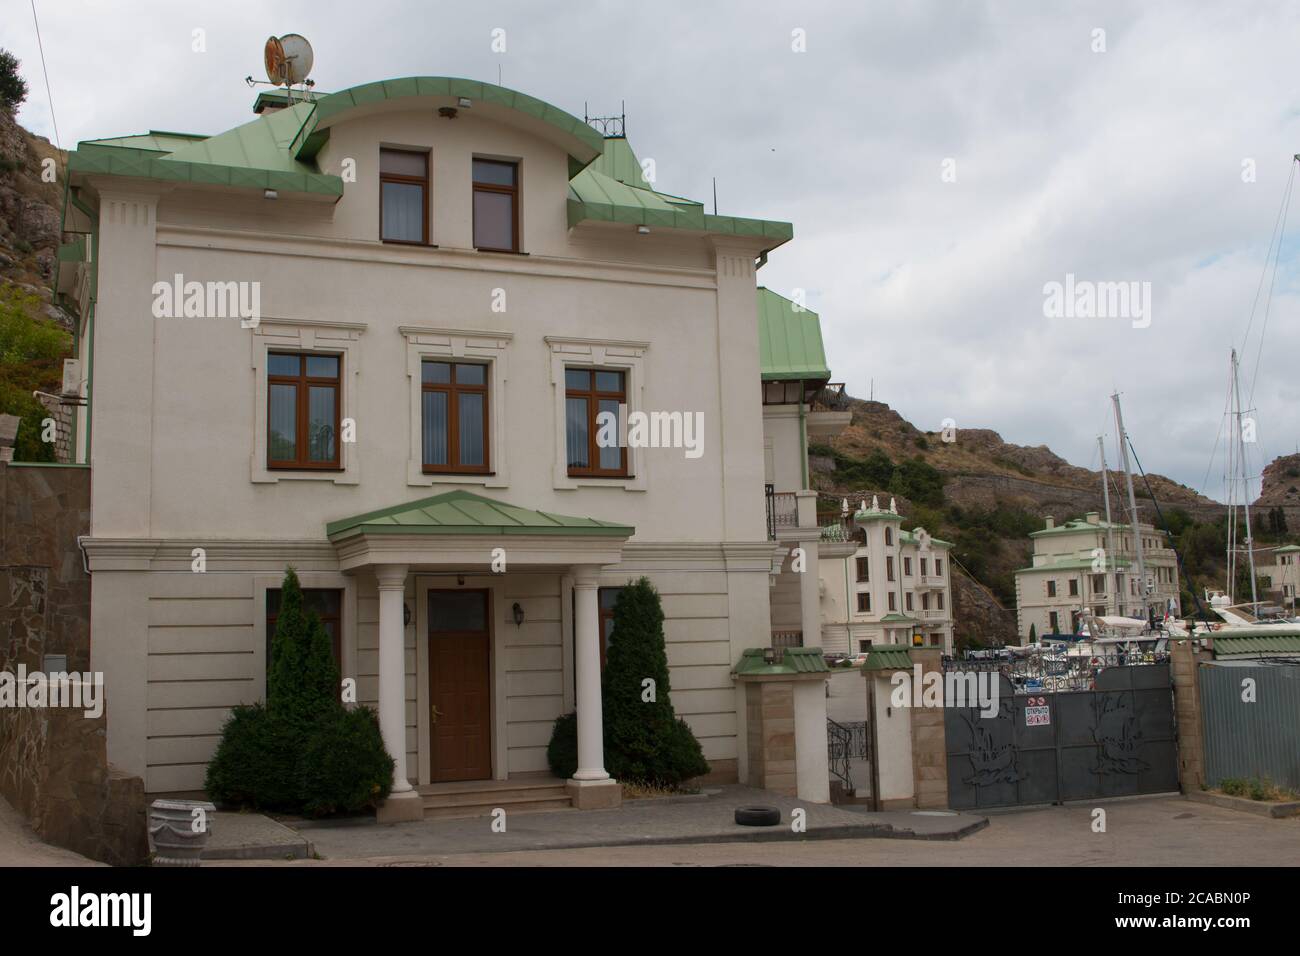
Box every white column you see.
[798,537,821,648]
[375,564,413,794]
[571,566,608,781]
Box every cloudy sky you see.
[7,0,1298,500]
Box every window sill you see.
[382,240,440,248]
[474,247,527,256]
[407,466,507,489]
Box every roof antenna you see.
[712,177,718,215]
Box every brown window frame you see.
[886,556,895,582]
[857,592,871,613]
[903,556,912,576]
[905,592,914,612]
[472,158,520,253]
[421,360,491,475]
[855,557,869,582]
[565,367,629,478]
[379,148,430,246]
[267,352,342,471]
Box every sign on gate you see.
[1025,703,1051,726]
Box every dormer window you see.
[473,159,519,252]
[380,148,429,244]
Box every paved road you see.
[219,796,1300,867]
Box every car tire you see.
[734,806,782,827]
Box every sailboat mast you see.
[1231,349,1260,610]
[1112,393,1148,620]
[1098,435,1120,616]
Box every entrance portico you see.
[326,491,632,820]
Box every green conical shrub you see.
[206,567,393,815]
[546,578,710,786]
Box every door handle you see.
[431,704,443,725]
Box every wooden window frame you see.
[380,148,430,246]
[886,556,895,582]
[856,592,871,613]
[472,158,520,253]
[266,588,343,694]
[565,367,629,478]
[903,556,912,577]
[421,360,491,475]
[855,557,869,582]
[267,352,342,471]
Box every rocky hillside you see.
[808,395,1277,646]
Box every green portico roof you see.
[757,287,831,382]
[326,490,634,541]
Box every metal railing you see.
[827,718,869,794]
[771,629,804,649]
[765,484,799,540]
[943,648,1171,694]
[810,383,850,412]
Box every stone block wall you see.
[0,685,149,866]
[1170,639,1209,792]
[745,681,797,796]
[0,462,91,672]
[909,648,950,809]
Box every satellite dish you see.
[278,34,314,86]
[263,34,313,87]
[263,36,286,85]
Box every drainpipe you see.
[67,189,99,463]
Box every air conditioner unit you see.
[61,359,81,398]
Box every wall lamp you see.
[512,602,525,627]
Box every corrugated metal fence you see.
[1199,663,1300,791]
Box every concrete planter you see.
[148,799,217,866]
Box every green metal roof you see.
[878,613,917,623]
[71,78,794,243]
[1015,557,1133,574]
[326,490,634,540]
[1030,518,1166,539]
[862,644,913,671]
[1212,630,1300,658]
[1273,545,1300,554]
[757,287,831,382]
[734,646,829,676]
[899,529,953,548]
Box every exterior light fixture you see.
[457,574,465,586]
[263,189,278,200]
[763,647,776,665]
[512,602,525,627]
[403,603,412,627]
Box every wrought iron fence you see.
[827,718,869,793]
[810,383,849,412]
[942,649,1171,694]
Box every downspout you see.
[68,189,99,463]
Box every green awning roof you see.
[862,644,913,671]
[1212,630,1300,658]
[734,646,828,676]
[326,490,634,540]
[757,287,831,382]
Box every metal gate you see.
[944,663,1178,809]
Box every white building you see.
[56,75,846,815]
[818,497,955,655]
[1013,512,1181,641]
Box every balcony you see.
[920,608,948,621]
[809,383,849,412]
[771,629,803,649]
[766,488,798,540]
[919,573,944,588]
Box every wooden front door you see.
[428,589,492,782]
